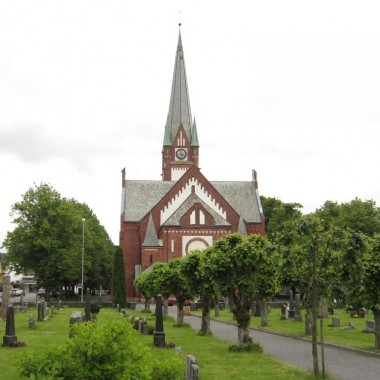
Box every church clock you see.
[176,148,187,160]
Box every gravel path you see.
[168,308,380,380]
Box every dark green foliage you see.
[3,183,114,293]
[112,246,127,308]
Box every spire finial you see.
[178,9,182,28]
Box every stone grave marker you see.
[153,294,165,347]
[186,354,199,380]
[364,320,375,333]
[3,305,17,347]
[331,316,340,327]
[28,314,36,329]
[0,275,11,319]
[288,291,295,319]
[83,288,91,322]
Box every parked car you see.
[167,296,176,306]
[37,288,46,298]
[10,289,25,297]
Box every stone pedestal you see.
[3,306,17,347]
[153,331,166,347]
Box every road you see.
[167,307,380,380]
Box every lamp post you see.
[81,218,85,303]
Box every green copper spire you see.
[190,118,199,147]
[164,27,192,144]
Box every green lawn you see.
[0,306,327,379]
[192,307,380,353]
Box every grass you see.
[192,307,380,353]
[0,306,328,380]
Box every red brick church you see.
[120,27,265,298]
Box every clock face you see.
[176,148,187,160]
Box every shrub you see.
[19,319,183,379]
[228,341,263,353]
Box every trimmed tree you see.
[112,246,127,308]
[209,233,280,346]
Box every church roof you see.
[164,29,193,145]
[122,178,262,224]
[143,213,160,247]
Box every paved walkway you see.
[168,307,380,380]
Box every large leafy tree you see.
[315,198,380,236]
[209,233,280,346]
[260,196,303,239]
[340,232,380,349]
[279,215,343,376]
[3,183,114,295]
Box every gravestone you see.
[331,316,340,327]
[0,275,11,318]
[83,288,91,322]
[153,294,165,347]
[3,306,17,347]
[288,291,295,319]
[37,301,45,322]
[28,314,36,329]
[69,311,83,338]
[186,354,199,380]
[364,320,375,333]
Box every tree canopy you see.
[3,183,114,294]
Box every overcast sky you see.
[1,1,380,245]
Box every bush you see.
[228,340,263,353]
[19,319,183,379]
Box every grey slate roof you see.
[212,181,262,223]
[123,179,262,224]
[143,213,160,246]
[123,180,175,222]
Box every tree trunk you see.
[305,308,313,334]
[260,298,268,327]
[199,296,212,335]
[373,308,380,349]
[144,298,151,311]
[163,299,168,318]
[234,305,251,345]
[311,245,320,377]
[214,297,220,317]
[176,301,184,325]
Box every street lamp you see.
[81,218,85,303]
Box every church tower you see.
[120,26,265,299]
[162,27,199,181]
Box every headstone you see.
[153,294,165,347]
[364,320,375,333]
[28,314,36,329]
[288,291,295,318]
[280,304,287,319]
[0,275,11,318]
[37,301,45,322]
[69,311,83,338]
[3,306,17,346]
[186,355,199,380]
[84,288,91,322]
[332,316,340,327]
